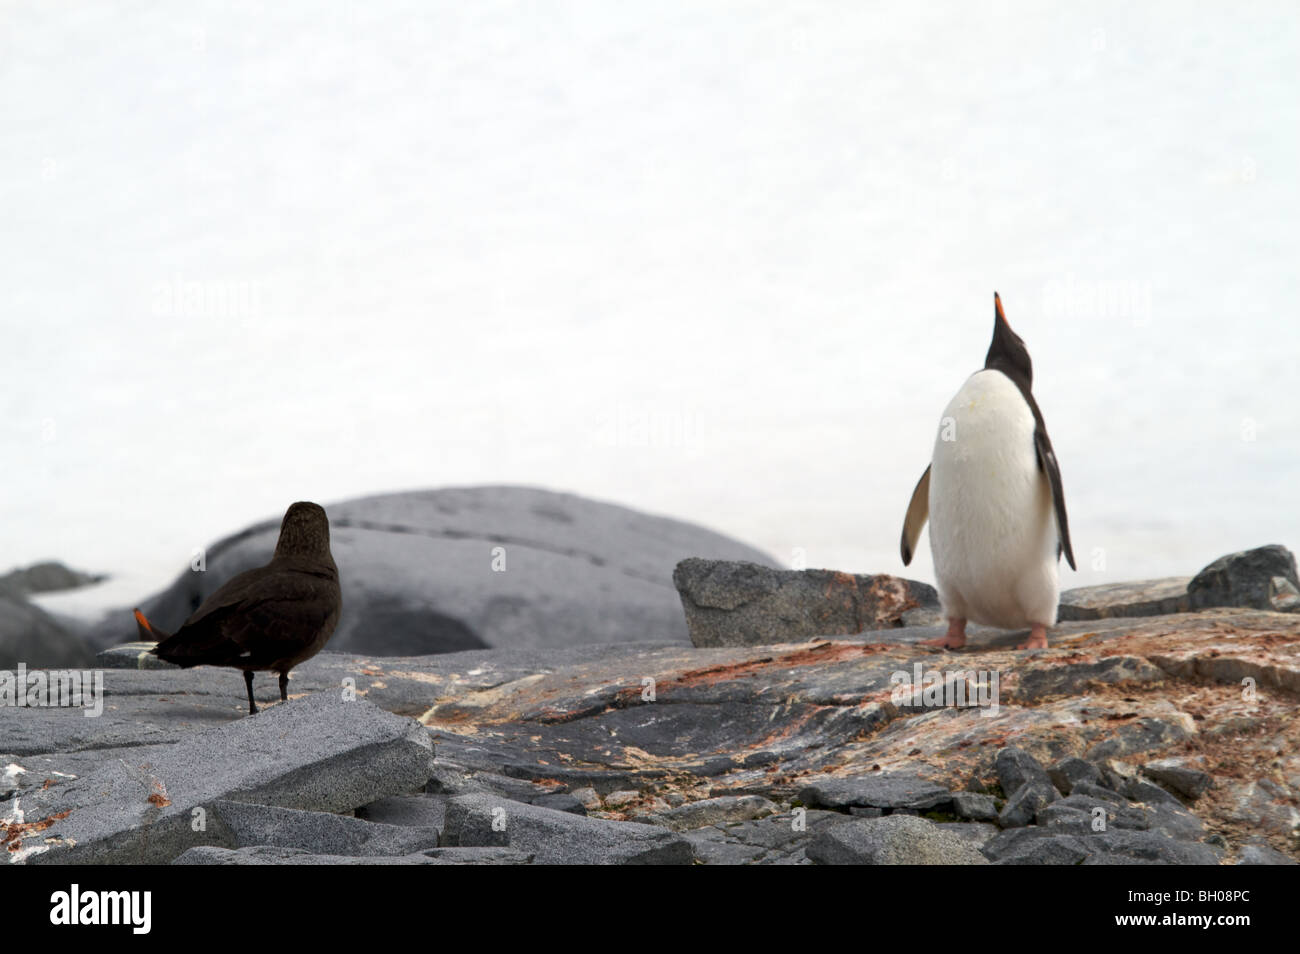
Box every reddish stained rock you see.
[414,608,1300,860]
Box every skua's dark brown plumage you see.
[134,501,341,714]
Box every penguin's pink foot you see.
[1018,625,1049,650]
[921,617,967,650]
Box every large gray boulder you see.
[797,773,952,812]
[807,815,991,865]
[0,595,95,669]
[1188,545,1300,612]
[0,561,105,599]
[87,486,776,656]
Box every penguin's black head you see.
[984,292,1033,389]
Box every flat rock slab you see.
[684,809,853,865]
[1142,757,1213,799]
[356,794,449,830]
[6,692,433,864]
[1048,545,1300,620]
[1014,652,1168,701]
[442,793,693,864]
[645,794,779,831]
[673,558,938,647]
[797,773,952,812]
[209,801,441,856]
[807,815,990,864]
[1059,578,1192,621]
[173,845,532,865]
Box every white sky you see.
[3,1,1298,614]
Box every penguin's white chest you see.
[928,369,1059,628]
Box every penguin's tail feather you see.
[133,608,171,643]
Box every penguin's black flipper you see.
[1034,427,1076,570]
[900,465,931,566]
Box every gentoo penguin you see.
[134,502,342,714]
[900,293,1075,650]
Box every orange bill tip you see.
[133,608,153,633]
[994,291,1006,323]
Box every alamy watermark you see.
[890,663,1000,716]
[590,404,707,448]
[152,276,265,322]
[1041,274,1152,327]
[0,665,104,717]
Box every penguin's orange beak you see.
[134,608,157,638]
[994,291,1009,326]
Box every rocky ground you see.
[4,586,1298,863]
[4,541,1297,864]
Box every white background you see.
[2,1,1296,614]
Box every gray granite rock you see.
[1033,802,1094,831]
[441,793,692,864]
[1237,844,1298,865]
[1142,758,1213,799]
[1082,829,1223,864]
[0,595,94,669]
[1038,794,1148,832]
[1058,578,1192,621]
[951,791,1000,823]
[937,822,1000,848]
[93,642,179,670]
[646,794,778,831]
[993,833,1091,865]
[355,794,449,829]
[1123,777,1186,810]
[682,827,769,864]
[684,809,851,865]
[1188,545,1300,612]
[999,782,1058,828]
[982,826,1059,861]
[172,845,531,865]
[0,562,105,598]
[1078,854,1168,865]
[984,824,1219,865]
[9,692,433,863]
[672,558,938,647]
[1271,577,1300,611]
[1095,759,1135,792]
[1143,804,1206,841]
[807,814,990,865]
[1048,757,1103,795]
[531,793,588,815]
[1084,715,1195,760]
[86,487,778,656]
[797,773,951,812]
[995,747,1054,797]
[209,800,441,856]
[1016,656,1166,701]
